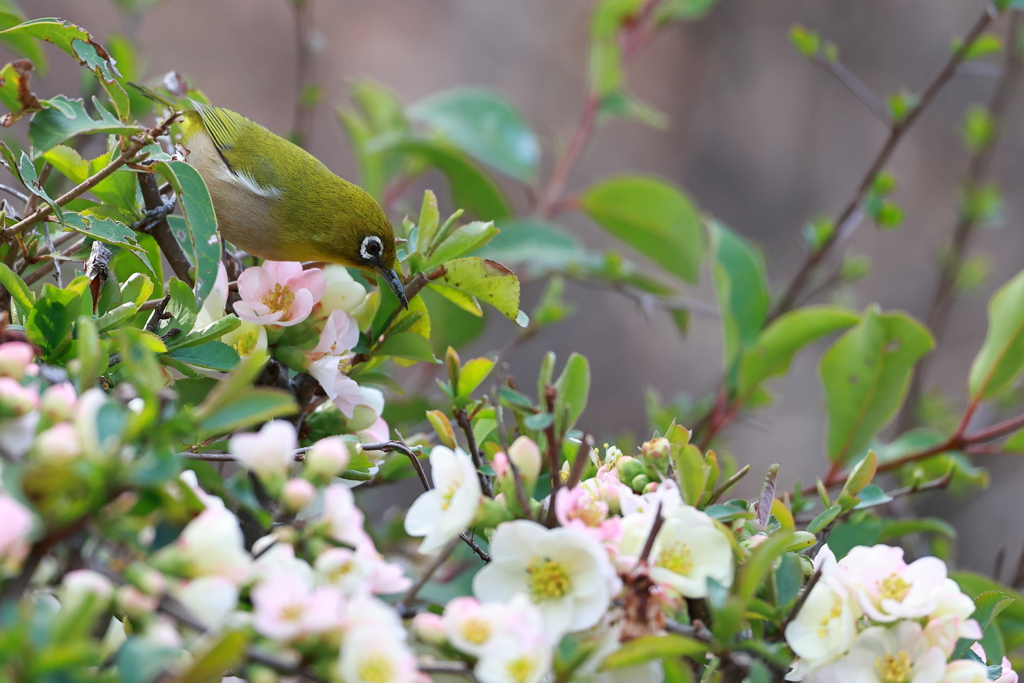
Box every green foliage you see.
[969,268,1024,402]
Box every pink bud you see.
[641,437,671,461]
[35,423,82,460]
[0,495,33,561]
[282,478,316,511]
[507,436,541,483]
[305,437,353,479]
[40,383,77,423]
[411,612,447,645]
[0,342,35,380]
[0,377,39,417]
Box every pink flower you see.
[40,383,77,423]
[233,261,326,326]
[308,357,365,418]
[0,377,38,417]
[321,484,369,549]
[0,494,33,564]
[0,342,35,380]
[228,420,297,482]
[359,416,390,444]
[554,486,620,542]
[309,310,360,361]
[252,572,343,642]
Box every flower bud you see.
[116,584,159,619]
[0,377,38,417]
[642,481,660,494]
[305,436,354,480]
[40,383,77,423]
[125,562,167,596]
[60,569,114,613]
[631,474,651,492]
[507,436,541,484]
[319,265,367,314]
[0,494,33,564]
[616,456,644,483]
[281,478,316,512]
[0,342,35,380]
[34,423,83,460]
[228,420,297,484]
[346,403,378,433]
[641,437,670,462]
[411,612,447,645]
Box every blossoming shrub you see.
[2,3,1024,683]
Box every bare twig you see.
[896,10,1024,434]
[813,54,890,124]
[706,464,751,505]
[779,567,822,635]
[769,6,998,321]
[565,433,593,490]
[139,172,194,286]
[543,385,561,527]
[21,236,86,286]
[398,537,460,616]
[0,183,28,203]
[1,114,177,243]
[455,407,493,497]
[638,502,665,564]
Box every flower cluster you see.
[785,544,1016,683]
[201,260,387,436]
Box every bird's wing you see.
[191,102,283,201]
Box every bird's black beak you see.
[379,267,408,309]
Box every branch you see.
[0,114,177,243]
[454,407,493,497]
[896,9,1024,434]
[543,385,562,527]
[139,172,194,286]
[398,537,459,616]
[768,5,998,321]
[813,54,890,124]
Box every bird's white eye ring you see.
[360,235,383,260]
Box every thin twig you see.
[455,407,493,497]
[0,183,28,203]
[139,172,193,286]
[779,567,822,635]
[638,503,665,564]
[398,537,460,616]
[543,385,561,527]
[565,433,593,490]
[706,464,751,505]
[896,10,1024,434]
[0,114,177,242]
[769,5,998,321]
[814,55,890,124]
[21,236,86,286]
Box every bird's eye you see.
[360,235,383,260]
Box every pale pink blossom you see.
[305,436,354,478]
[175,577,238,629]
[968,644,1018,683]
[176,504,252,585]
[39,383,77,423]
[0,494,33,565]
[308,356,365,418]
[836,545,948,622]
[282,478,316,511]
[942,659,992,683]
[250,542,314,586]
[309,309,360,361]
[411,612,446,645]
[34,423,82,460]
[233,261,326,326]
[321,484,369,549]
[339,596,418,683]
[228,420,297,482]
[0,342,35,380]
[252,572,343,641]
[834,621,946,683]
[0,377,38,416]
[359,416,390,444]
[554,486,620,542]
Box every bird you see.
[131,84,408,308]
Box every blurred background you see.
[13,0,1024,572]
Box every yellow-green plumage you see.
[179,103,397,273]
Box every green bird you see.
[135,85,407,307]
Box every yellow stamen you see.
[462,617,492,644]
[817,594,844,638]
[262,283,295,313]
[358,654,394,683]
[526,557,571,601]
[506,656,534,683]
[658,543,695,577]
[879,574,911,602]
[875,651,912,683]
[232,330,258,356]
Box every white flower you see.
[836,545,947,623]
[443,596,508,656]
[305,436,355,479]
[940,659,990,683]
[222,320,268,359]
[472,520,619,641]
[834,622,946,683]
[315,547,374,595]
[321,483,369,549]
[647,505,734,598]
[177,504,252,585]
[404,446,482,554]
[475,605,552,683]
[250,542,314,586]
[308,356,365,418]
[319,264,367,314]
[338,596,418,683]
[228,420,297,482]
[176,577,239,629]
[785,581,860,674]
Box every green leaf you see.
[425,220,499,270]
[580,175,704,284]
[457,357,495,398]
[17,150,63,224]
[878,517,956,543]
[169,341,240,371]
[656,0,719,21]
[477,219,584,275]
[338,79,409,201]
[851,484,892,510]
[951,591,1015,660]
[95,302,138,333]
[28,95,139,156]
[739,306,860,396]
[164,277,197,337]
[0,59,41,125]
[435,256,522,324]
[115,637,181,683]
[166,315,242,352]
[820,307,934,464]
[427,282,483,316]
[601,634,707,670]
[415,189,441,254]
[62,212,146,252]
[709,220,769,368]
[0,6,46,74]
[376,332,439,363]
[969,269,1024,402]
[410,87,540,183]
[197,388,297,438]
[0,260,33,319]
[554,353,590,432]
[806,504,842,534]
[177,630,249,683]
[27,285,80,360]
[119,272,153,307]
[951,572,1024,652]
[376,138,512,220]
[152,161,220,307]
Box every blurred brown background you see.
[14,0,1024,572]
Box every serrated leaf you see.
[435,256,521,323]
[425,220,499,270]
[375,331,439,363]
[28,95,139,156]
